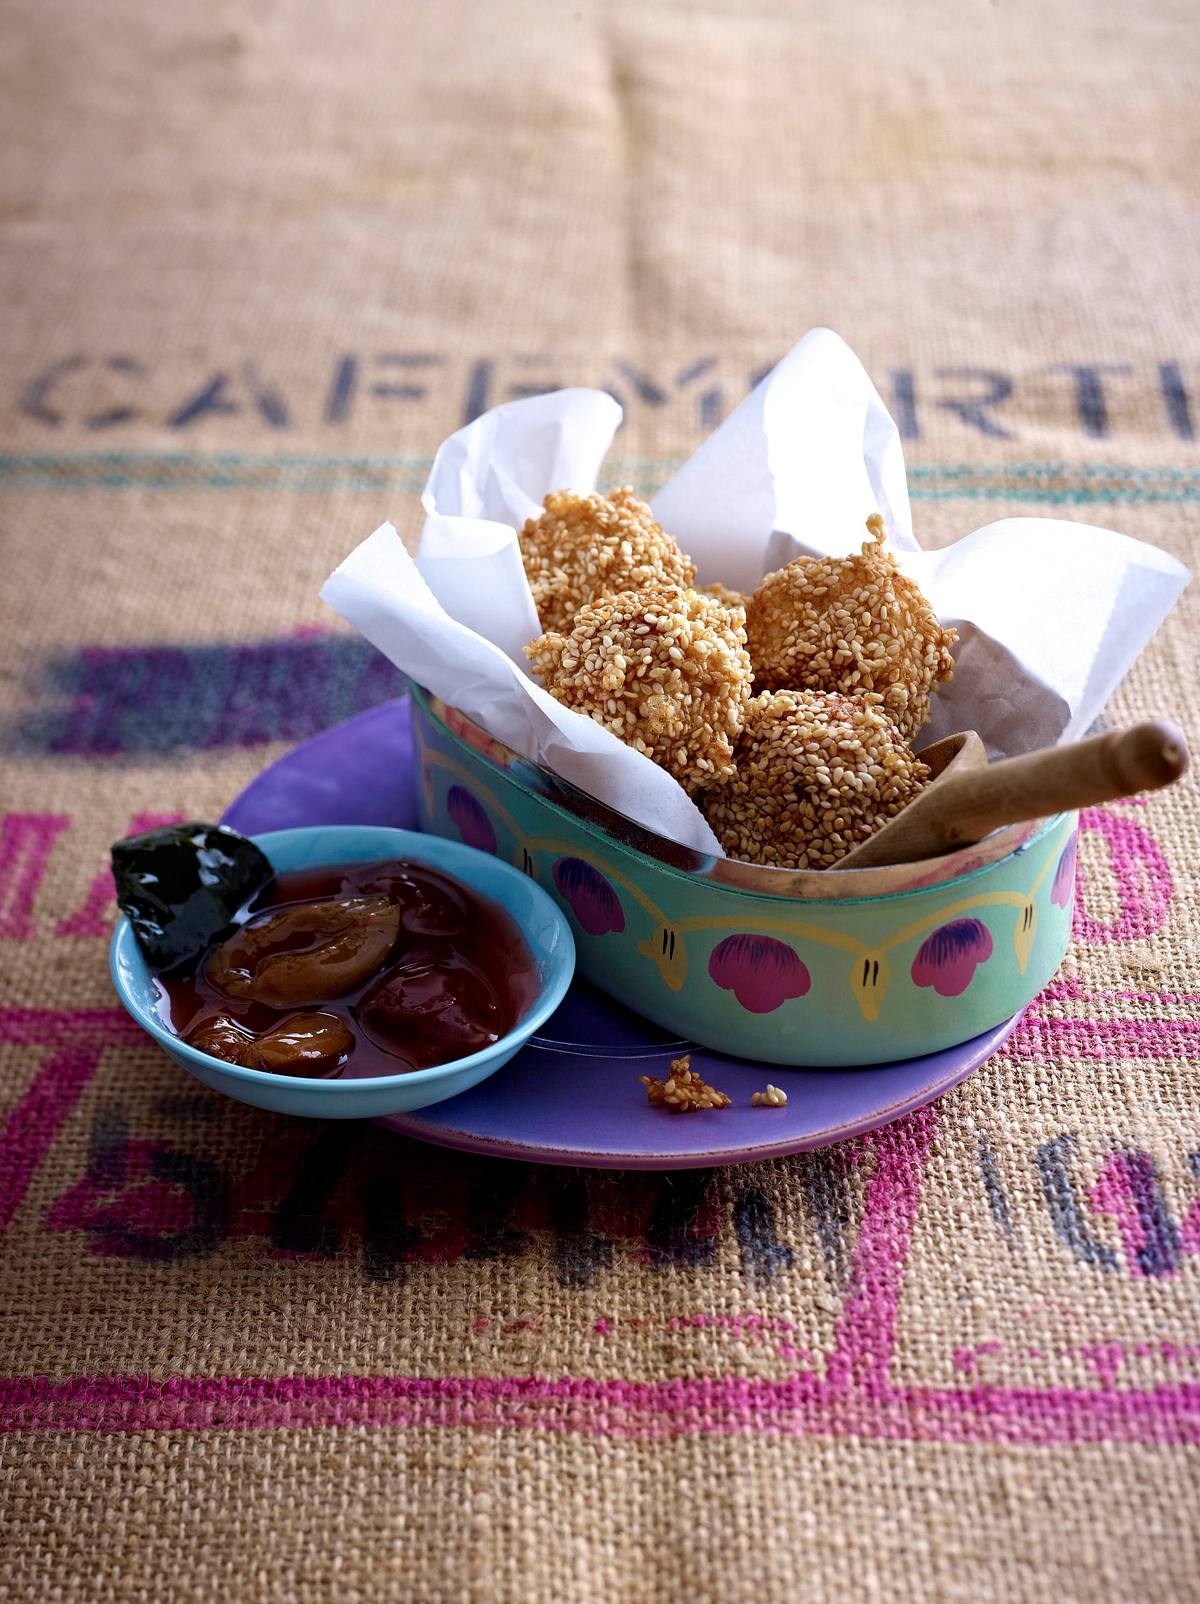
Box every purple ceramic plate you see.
[223,698,1020,1168]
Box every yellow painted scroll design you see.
[419,748,1068,1020]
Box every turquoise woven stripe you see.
[0,452,433,494]
[1,452,1198,502]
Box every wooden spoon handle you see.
[917,720,1187,851]
[857,721,1188,866]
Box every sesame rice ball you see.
[744,514,957,743]
[525,583,753,790]
[518,487,697,634]
[704,580,749,612]
[700,688,930,869]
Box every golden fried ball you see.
[700,688,930,869]
[518,487,696,634]
[525,583,753,790]
[703,580,749,612]
[744,514,956,742]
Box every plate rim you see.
[375,1012,1021,1168]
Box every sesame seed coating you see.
[704,580,749,613]
[700,688,931,869]
[525,582,754,790]
[519,487,696,634]
[744,514,957,742]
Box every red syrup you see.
[154,858,538,1079]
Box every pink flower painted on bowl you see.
[552,858,625,936]
[708,934,811,1014]
[911,919,994,998]
[446,786,497,854]
[1051,835,1077,909]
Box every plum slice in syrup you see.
[206,895,402,1006]
[137,845,536,1080]
[358,950,509,1062]
[188,1013,354,1076]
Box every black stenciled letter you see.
[550,1174,614,1290]
[168,363,290,429]
[889,369,920,441]
[273,1125,364,1256]
[734,1187,794,1283]
[1052,364,1130,439]
[934,368,1015,438]
[644,1170,717,1268]
[1035,1134,1117,1270]
[1158,363,1195,441]
[20,355,145,428]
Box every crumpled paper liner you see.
[322,329,1188,858]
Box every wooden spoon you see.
[839,721,1189,869]
[908,728,989,786]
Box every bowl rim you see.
[109,824,576,1093]
[413,687,1071,907]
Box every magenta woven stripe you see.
[1,1373,1198,1445]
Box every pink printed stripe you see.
[0,814,69,939]
[0,1045,104,1232]
[1007,1013,1200,1060]
[2,1373,1197,1446]
[0,1008,143,1047]
[0,1014,140,1233]
[826,1106,934,1394]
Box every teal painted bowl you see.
[411,688,1077,1068]
[109,825,576,1118]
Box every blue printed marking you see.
[13,636,406,756]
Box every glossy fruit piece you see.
[186,1012,354,1076]
[111,822,274,971]
[206,895,401,1006]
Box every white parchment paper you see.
[321,329,1189,857]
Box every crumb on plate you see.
[751,1084,788,1107]
[640,1054,732,1112]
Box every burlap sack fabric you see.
[2,1,1199,1599]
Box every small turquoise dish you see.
[109,824,576,1119]
[412,688,1078,1068]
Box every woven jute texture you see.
[2,2,1199,1600]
